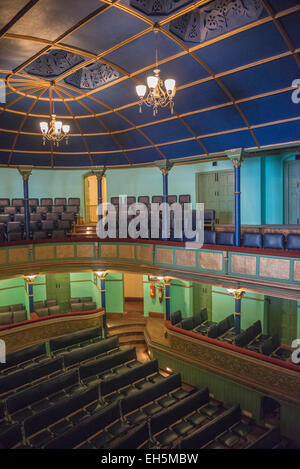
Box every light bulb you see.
[165,78,175,93]
[54,121,62,134]
[147,75,158,89]
[62,124,70,134]
[136,85,146,98]
[40,122,48,133]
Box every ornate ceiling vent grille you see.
[24,49,85,78]
[130,0,193,15]
[170,0,264,43]
[64,62,120,90]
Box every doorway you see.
[284,160,300,224]
[123,273,144,315]
[196,170,234,224]
[46,273,71,314]
[84,174,107,223]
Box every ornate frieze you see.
[168,330,300,407]
[170,0,264,43]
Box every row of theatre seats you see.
[69,297,97,313]
[0,197,80,242]
[204,231,300,250]
[0,303,27,326]
[0,326,281,449]
[171,310,293,362]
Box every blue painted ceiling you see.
[0,0,299,168]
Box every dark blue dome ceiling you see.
[0,0,299,168]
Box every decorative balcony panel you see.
[169,0,264,43]
[25,49,85,78]
[130,0,193,16]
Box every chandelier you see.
[40,88,70,146]
[40,115,70,146]
[136,27,176,116]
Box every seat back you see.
[0,198,10,207]
[137,196,150,204]
[55,198,66,205]
[179,194,191,205]
[68,198,80,206]
[286,234,300,250]
[261,334,280,356]
[263,233,284,250]
[79,348,136,380]
[181,405,240,449]
[41,198,53,206]
[166,195,177,204]
[151,388,210,436]
[35,307,49,317]
[217,231,235,246]
[50,326,101,352]
[48,305,61,315]
[181,317,194,331]
[0,214,10,224]
[44,402,119,449]
[7,222,22,233]
[204,209,215,221]
[152,195,163,204]
[0,312,12,325]
[12,199,24,207]
[204,230,216,244]
[83,302,97,311]
[170,310,182,326]
[29,198,39,207]
[63,336,119,368]
[12,310,27,323]
[1,343,47,370]
[243,232,263,248]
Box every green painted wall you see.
[0,150,296,225]
[143,276,165,317]
[33,275,47,303]
[105,272,124,313]
[170,280,193,318]
[0,168,86,217]
[193,283,212,320]
[212,287,267,332]
[0,277,27,310]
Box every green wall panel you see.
[212,287,267,332]
[143,276,165,317]
[0,277,27,310]
[105,272,124,313]
[170,280,193,318]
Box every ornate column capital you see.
[91,166,106,180]
[155,160,173,176]
[226,149,247,168]
[18,167,33,181]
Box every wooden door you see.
[84,175,107,223]
[197,170,234,224]
[46,273,71,314]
